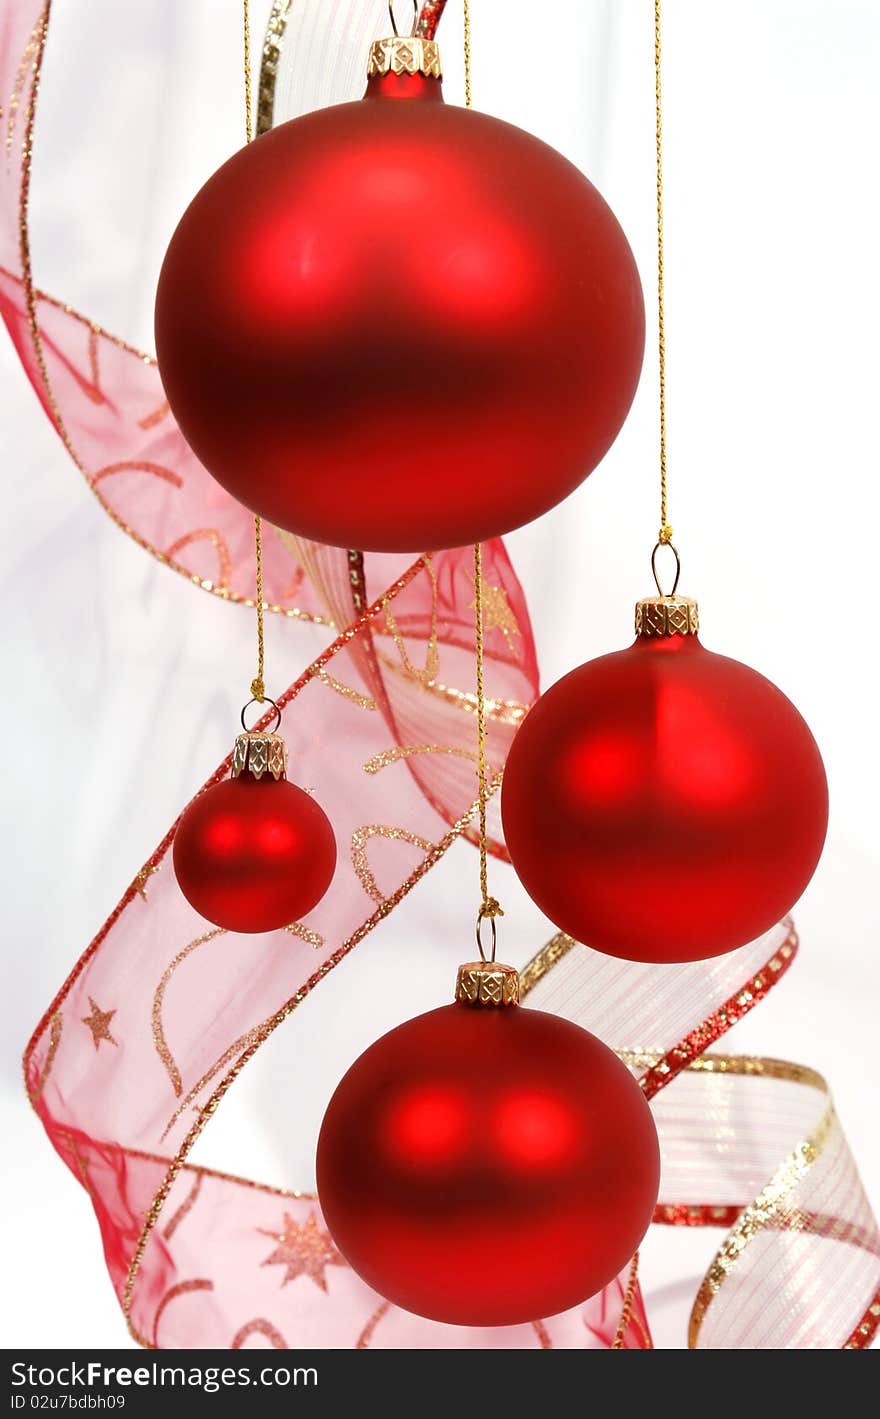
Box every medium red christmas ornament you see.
[155,29,645,552]
[502,575,829,964]
[317,957,659,1327]
[173,719,336,933]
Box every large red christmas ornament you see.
[174,726,336,933]
[317,958,659,1326]
[502,587,828,963]
[155,32,645,552]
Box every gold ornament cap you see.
[232,731,287,782]
[636,539,699,637]
[455,960,520,1008]
[635,594,699,638]
[368,35,442,79]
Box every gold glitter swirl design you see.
[231,1318,289,1350]
[316,670,377,711]
[379,555,440,685]
[85,325,103,399]
[165,529,233,592]
[160,1027,263,1144]
[362,743,479,775]
[531,1320,553,1349]
[3,12,42,159]
[280,564,305,600]
[91,461,182,488]
[284,923,324,951]
[137,399,169,431]
[152,1279,214,1349]
[629,1311,652,1349]
[152,928,226,1098]
[161,1170,203,1242]
[356,1301,391,1349]
[376,660,529,725]
[26,1010,62,1106]
[351,824,436,905]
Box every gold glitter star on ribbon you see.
[468,576,520,653]
[258,1212,344,1291]
[81,997,117,1051]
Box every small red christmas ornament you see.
[173,713,336,934]
[502,564,828,964]
[317,955,659,1326]
[155,25,644,551]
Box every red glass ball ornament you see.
[173,770,336,934]
[317,992,659,1326]
[502,610,828,963]
[155,65,645,552]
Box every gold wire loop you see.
[651,539,681,598]
[476,906,501,964]
[388,0,418,38]
[241,696,282,735]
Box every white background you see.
[1,0,878,1348]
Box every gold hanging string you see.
[473,544,503,956]
[243,0,253,143]
[463,0,472,108]
[654,0,673,549]
[465,1,503,958]
[251,516,266,702]
[243,0,266,702]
